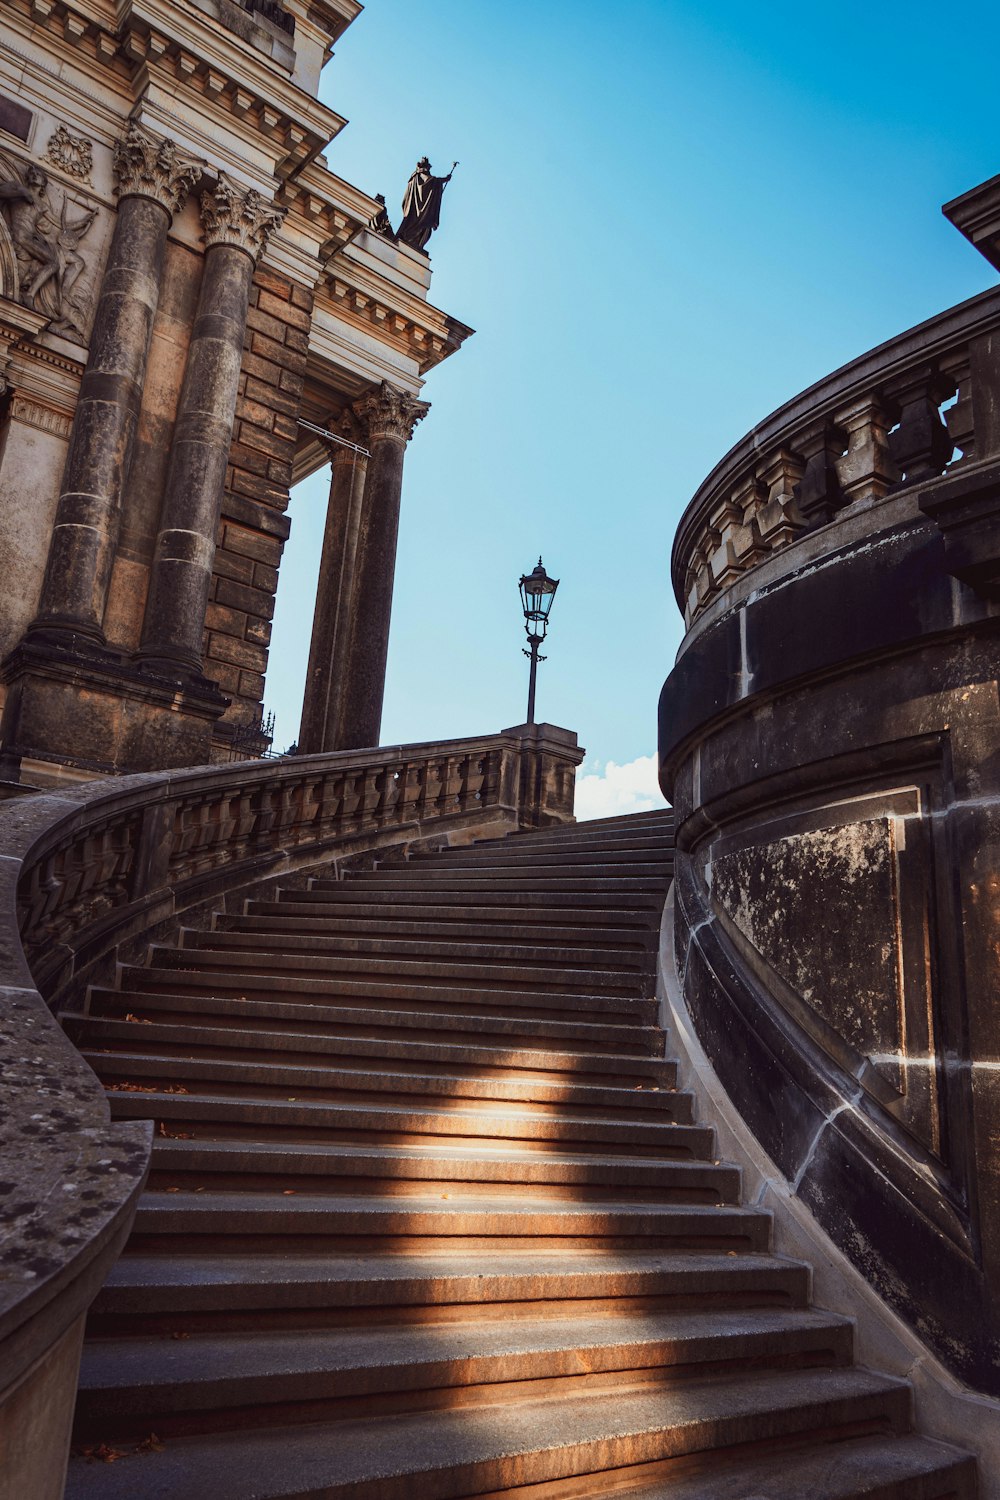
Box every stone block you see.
[238,421,294,461]
[216,576,276,619]
[204,601,248,635]
[246,304,288,343]
[207,632,267,670]
[284,326,310,356]
[245,376,301,418]
[239,667,265,699]
[250,331,287,365]
[222,525,283,565]
[236,395,277,430]
[240,351,282,387]
[254,268,293,300]
[258,288,311,331]
[222,492,291,537]
[211,549,255,585]
[228,441,270,478]
[253,561,279,593]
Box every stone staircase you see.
[62,808,976,1497]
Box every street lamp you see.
[519,557,559,723]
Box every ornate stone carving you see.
[43,125,93,184]
[0,149,97,341]
[199,174,284,263]
[113,121,203,217]
[352,379,430,445]
[10,394,73,439]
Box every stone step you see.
[63,1368,914,1500]
[143,1138,738,1201]
[86,988,664,1056]
[200,923,652,971]
[105,1093,716,1158]
[88,1051,694,1121]
[68,1010,675,1080]
[74,1307,854,1435]
[385,847,674,871]
[124,1190,767,1252]
[91,1248,811,1331]
[604,1435,976,1500]
[116,972,661,1040]
[280,887,663,911]
[238,907,656,948]
[141,948,652,1000]
[315,870,671,891]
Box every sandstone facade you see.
[0,0,471,783]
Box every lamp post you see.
[519,557,559,723]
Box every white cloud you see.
[574,753,666,822]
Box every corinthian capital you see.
[113,121,203,217]
[352,380,430,445]
[199,174,285,264]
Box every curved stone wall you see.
[659,288,1000,1396]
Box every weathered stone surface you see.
[712,820,904,1084]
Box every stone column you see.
[138,175,283,677]
[298,414,369,754]
[334,381,429,750]
[29,122,202,645]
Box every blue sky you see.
[267,0,999,799]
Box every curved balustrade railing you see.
[672,285,1000,625]
[0,723,582,1497]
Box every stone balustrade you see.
[0,722,583,1497]
[673,286,1000,625]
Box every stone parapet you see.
[672,285,1000,628]
[0,723,581,1499]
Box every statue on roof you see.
[367,193,396,241]
[396,157,457,254]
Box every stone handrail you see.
[672,285,1000,624]
[0,723,582,1495]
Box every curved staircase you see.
[62,809,976,1497]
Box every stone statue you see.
[397,157,457,253]
[0,154,96,340]
[367,193,395,241]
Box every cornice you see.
[315,256,475,376]
[7,0,347,181]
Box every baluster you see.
[941,351,975,465]
[886,365,956,483]
[757,449,806,550]
[706,495,747,590]
[793,418,846,526]
[834,395,898,505]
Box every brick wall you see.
[205,267,314,751]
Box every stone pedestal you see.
[501,721,585,828]
[334,381,429,751]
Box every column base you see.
[0,639,229,780]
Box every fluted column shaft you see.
[335,381,429,750]
[139,177,283,676]
[298,430,369,753]
[31,124,201,643]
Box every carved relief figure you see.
[397,157,457,253]
[0,153,97,340]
